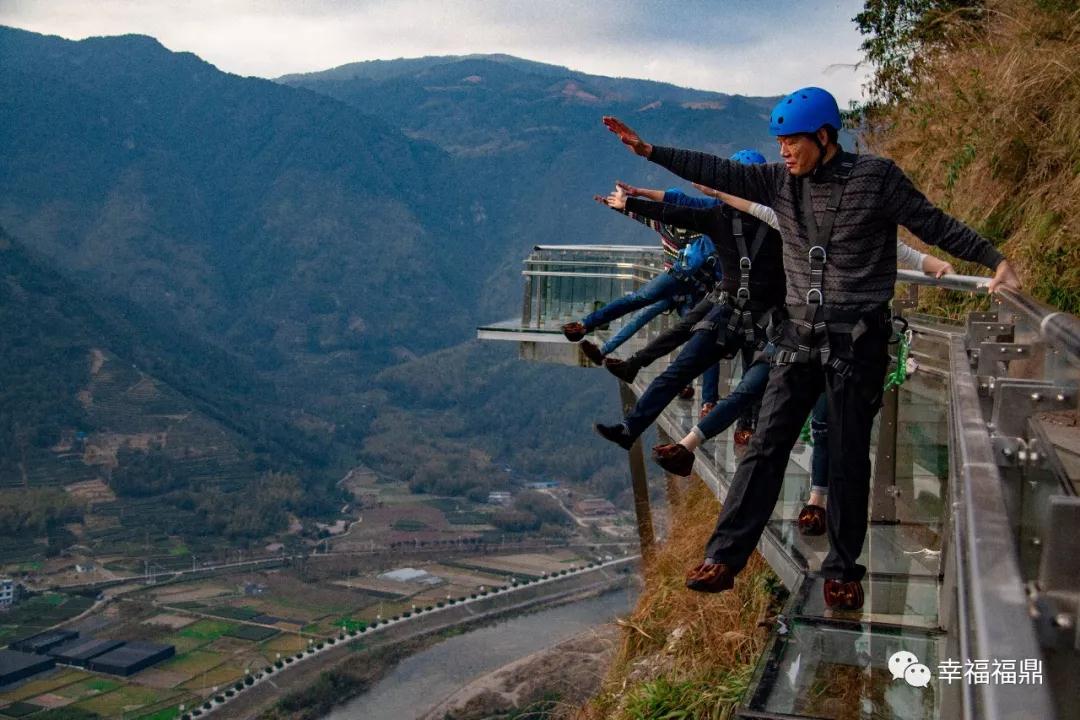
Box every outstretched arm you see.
[616,181,665,202]
[693,183,779,230]
[620,197,716,236]
[594,186,696,240]
[602,116,781,205]
[882,162,1019,292]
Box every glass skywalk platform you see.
[478,244,1080,720]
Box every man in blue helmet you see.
[603,88,1019,610]
[591,150,786,455]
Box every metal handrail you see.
[998,287,1080,367]
[947,333,1056,719]
[896,268,990,293]
[523,260,661,273]
[532,244,663,253]
[522,271,646,280]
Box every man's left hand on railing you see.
[988,259,1021,293]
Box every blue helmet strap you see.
[811,131,828,169]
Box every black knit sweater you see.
[624,197,786,309]
[648,146,1005,312]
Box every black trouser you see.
[622,304,743,439]
[626,295,715,369]
[703,319,889,582]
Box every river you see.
[323,585,637,720]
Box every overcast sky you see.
[0,0,871,103]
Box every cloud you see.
[0,0,870,102]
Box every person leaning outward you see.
[603,87,1019,611]
[591,152,786,453]
[560,191,711,366]
[578,185,712,367]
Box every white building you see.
[0,578,14,607]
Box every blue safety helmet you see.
[769,87,842,136]
[729,149,767,165]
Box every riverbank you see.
[207,557,638,719]
[417,624,621,720]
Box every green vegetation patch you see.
[390,519,428,531]
[333,617,368,633]
[224,624,278,642]
[168,601,206,610]
[56,677,120,699]
[157,650,224,676]
[74,685,164,716]
[1,703,42,718]
[0,594,94,637]
[168,544,189,557]
[136,702,191,720]
[624,671,751,720]
[177,619,233,641]
[34,710,101,720]
[443,511,490,525]
[203,606,258,621]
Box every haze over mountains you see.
[0,26,779,553]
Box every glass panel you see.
[747,619,944,719]
[797,575,940,630]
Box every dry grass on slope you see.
[868,0,1080,316]
[573,477,782,720]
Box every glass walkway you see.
[478,244,1080,720]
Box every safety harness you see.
[773,152,888,374]
[725,212,772,347]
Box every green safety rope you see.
[883,328,912,392]
[798,322,912,446]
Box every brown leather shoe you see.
[579,339,605,365]
[733,428,753,446]
[678,386,694,400]
[652,443,695,477]
[685,562,735,593]
[603,356,639,383]
[561,321,587,342]
[823,578,864,611]
[797,504,827,536]
[699,402,716,421]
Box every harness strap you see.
[786,153,857,364]
[727,211,772,346]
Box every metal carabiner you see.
[806,288,824,305]
[808,245,827,264]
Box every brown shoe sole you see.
[652,444,695,477]
[797,504,827,536]
[685,562,735,593]
[823,579,864,611]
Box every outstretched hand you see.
[616,180,642,197]
[603,116,652,158]
[987,259,1021,293]
[594,184,628,210]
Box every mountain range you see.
[0,25,779,556]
